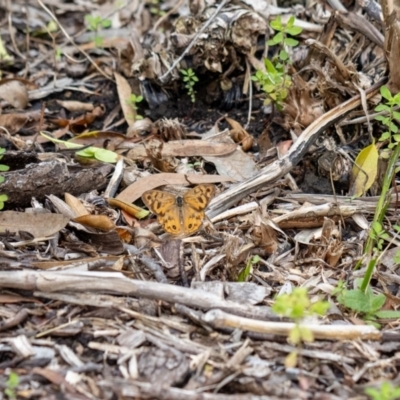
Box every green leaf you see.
[270,16,282,31]
[374,310,400,319]
[273,31,283,43]
[310,301,330,316]
[380,132,391,141]
[0,148,6,155]
[267,38,279,46]
[299,326,314,343]
[380,85,392,101]
[286,26,302,36]
[394,250,400,264]
[7,371,19,389]
[0,164,9,171]
[77,147,118,163]
[340,289,371,313]
[100,19,111,28]
[0,194,8,202]
[286,16,295,28]
[288,325,301,344]
[393,111,400,120]
[279,50,288,61]
[264,58,276,73]
[390,122,399,133]
[374,104,390,112]
[0,176,4,183]
[237,263,251,282]
[370,293,386,313]
[284,38,299,47]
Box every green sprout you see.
[251,16,302,109]
[365,381,400,400]
[272,287,329,367]
[4,371,19,400]
[126,93,144,120]
[238,255,260,282]
[181,68,199,103]
[85,15,111,47]
[374,85,400,157]
[150,0,166,16]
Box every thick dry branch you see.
[0,270,278,321]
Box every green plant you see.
[334,279,400,328]
[0,148,9,210]
[365,381,400,400]
[251,16,302,109]
[84,14,111,47]
[358,86,400,291]
[149,0,166,16]
[126,93,144,120]
[369,221,390,253]
[180,68,199,103]
[4,371,19,400]
[272,287,329,367]
[375,86,400,155]
[238,255,260,282]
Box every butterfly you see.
[142,184,216,236]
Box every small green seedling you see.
[365,381,400,400]
[4,371,19,400]
[334,279,400,328]
[85,14,111,47]
[0,35,12,63]
[272,287,329,367]
[181,68,199,103]
[149,0,166,16]
[238,255,260,282]
[251,16,302,109]
[126,93,144,120]
[0,147,9,210]
[374,85,400,157]
[370,221,390,253]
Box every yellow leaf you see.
[349,143,378,197]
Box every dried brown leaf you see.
[0,211,69,237]
[0,79,29,109]
[117,173,232,204]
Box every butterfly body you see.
[142,184,215,236]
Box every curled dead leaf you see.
[226,117,253,151]
[0,79,29,109]
[74,215,116,232]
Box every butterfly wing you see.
[182,205,204,235]
[142,190,184,235]
[182,184,216,235]
[142,190,176,215]
[159,205,184,235]
[183,184,215,211]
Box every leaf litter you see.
[0,1,399,399]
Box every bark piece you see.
[0,160,112,206]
